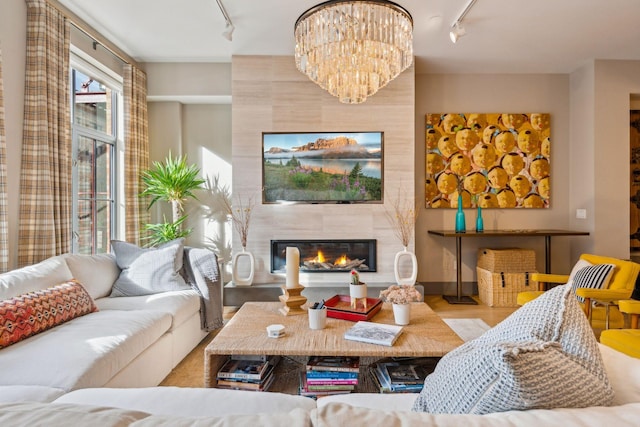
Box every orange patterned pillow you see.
[0,279,98,349]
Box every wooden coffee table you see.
[204,301,464,393]
[204,302,463,393]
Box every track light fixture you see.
[449,0,477,44]
[216,0,234,41]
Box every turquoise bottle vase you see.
[455,193,466,233]
[476,205,484,232]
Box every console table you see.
[428,229,590,305]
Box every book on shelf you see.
[300,373,355,392]
[305,370,358,379]
[229,354,269,362]
[381,362,422,385]
[299,372,354,398]
[370,366,423,394]
[306,356,360,373]
[217,369,276,392]
[217,355,280,381]
[305,377,359,386]
[343,321,403,347]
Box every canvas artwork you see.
[425,113,551,209]
[262,132,383,204]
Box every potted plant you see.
[379,284,422,325]
[349,269,367,309]
[140,152,205,246]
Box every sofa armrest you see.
[575,288,632,302]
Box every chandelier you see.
[294,0,413,104]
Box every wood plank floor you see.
[159,296,517,388]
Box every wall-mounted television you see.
[262,132,383,204]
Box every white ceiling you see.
[58,0,640,74]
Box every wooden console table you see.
[428,229,590,305]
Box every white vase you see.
[394,247,418,286]
[232,247,255,287]
[393,303,411,325]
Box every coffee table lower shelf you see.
[207,355,439,395]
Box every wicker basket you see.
[477,248,536,273]
[477,267,537,307]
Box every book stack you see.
[216,355,280,392]
[299,356,360,398]
[371,358,437,393]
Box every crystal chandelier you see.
[294,0,413,104]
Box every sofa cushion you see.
[570,263,615,303]
[412,285,614,414]
[599,343,640,405]
[64,253,120,300]
[0,279,98,349]
[54,386,318,417]
[95,289,200,330]
[315,402,640,427]
[110,239,190,297]
[0,309,171,391]
[0,256,73,300]
[0,386,66,403]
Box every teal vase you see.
[455,193,466,233]
[476,205,484,232]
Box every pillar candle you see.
[286,247,300,288]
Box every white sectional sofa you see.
[0,343,639,426]
[0,247,222,402]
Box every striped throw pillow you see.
[570,263,615,303]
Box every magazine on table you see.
[343,321,403,346]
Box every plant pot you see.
[349,283,367,299]
[232,247,255,286]
[392,303,411,325]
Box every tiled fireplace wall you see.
[231,56,416,285]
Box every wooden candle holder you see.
[279,285,307,316]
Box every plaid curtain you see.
[123,64,150,245]
[18,0,71,267]
[0,46,8,273]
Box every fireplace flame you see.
[315,250,326,263]
[335,254,349,266]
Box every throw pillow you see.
[110,238,189,297]
[411,284,614,415]
[0,279,98,349]
[570,263,615,303]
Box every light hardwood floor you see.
[159,295,517,388]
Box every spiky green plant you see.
[140,152,205,245]
[143,216,191,247]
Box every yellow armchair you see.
[600,300,640,358]
[517,254,640,330]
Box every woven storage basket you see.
[476,267,537,307]
[477,248,536,273]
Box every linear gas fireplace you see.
[271,239,376,273]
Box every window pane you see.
[77,200,93,255]
[74,70,114,136]
[77,136,94,200]
[95,200,111,254]
[96,141,111,196]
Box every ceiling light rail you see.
[216,0,234,41]
[450,0,478,43]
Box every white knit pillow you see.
[412,285,614,414]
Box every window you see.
[70,53,122,254]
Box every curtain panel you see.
[123,64,150,245]
[18,0,71,267]
[0,46,8,273]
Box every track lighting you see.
[216,0,233,42]
[449,0,477,44]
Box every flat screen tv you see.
[262,132,383,204]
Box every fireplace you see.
[271,239,376,273]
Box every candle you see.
[286,247,300,288]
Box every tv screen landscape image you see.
[262,132,383,204]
